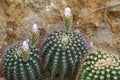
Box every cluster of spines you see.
[43,29,88,79]
[76,51,120,80]
[2,42,41,80]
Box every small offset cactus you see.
[2,24,41,80]
[43,7,88,80]
[2,41,41,80]
[76,51,120,80]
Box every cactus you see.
[76,51,120,80]
[31,24,39,47]
[43,7,88,80]
[2,41,41,80]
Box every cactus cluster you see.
[2,41,41,80]
[43,7,88,80]
[1,7,89,80]
[76,51,120,80]
[1,6,119,80]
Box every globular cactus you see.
[2,41,41,80]
[43,7,88,80]
[76,51,120,80]
[2,24,41,80]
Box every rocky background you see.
[0,0,120,56]
[0,0,120,79]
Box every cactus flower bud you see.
[64,7,72,16]
[32,24,38,33]
[64,7,73,32]
[31,24,39,47]
[21,41,30,62]
[22,41,29,51]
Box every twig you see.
[79,1,120,27]
[86,1,120,19]
[93,1,120,12]
[104,0,108,22]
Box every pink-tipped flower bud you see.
[64,7,72,16]
[32,24,38,33]
[22,41,29,51]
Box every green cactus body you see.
[2,42,41,80]
[43,30,88,80]
[77,51,120,80]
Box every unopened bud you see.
[22,41,29,51]
[64,7,72,16]
[32,24,38,33]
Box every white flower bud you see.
[32,24,38,33]
[22,41,29,51]
[64,7,72,16]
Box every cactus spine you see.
[76,51,120,80]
